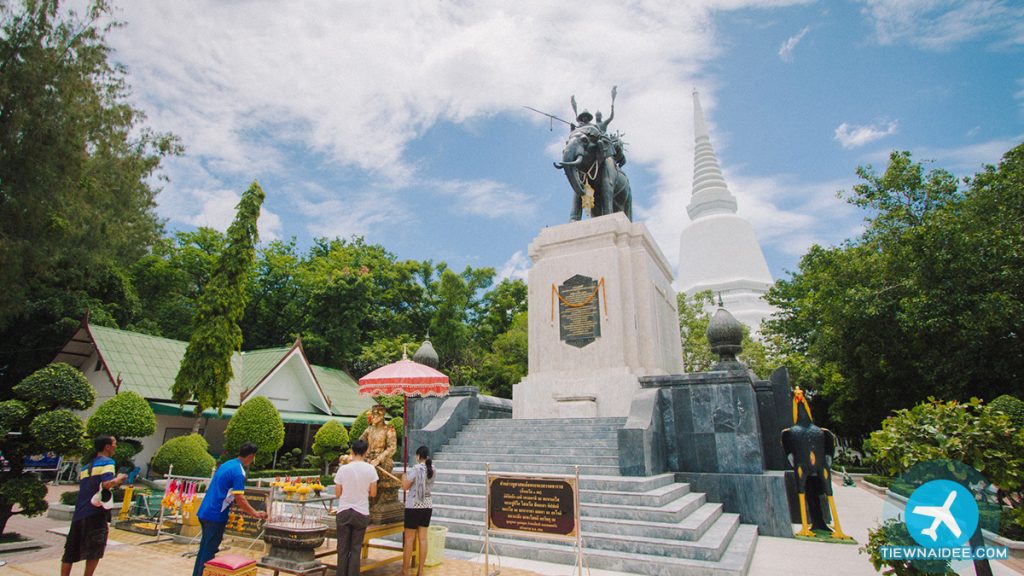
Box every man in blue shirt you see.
[61,435,127,576]
[191,442,267,576]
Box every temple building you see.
[677,90,777,334]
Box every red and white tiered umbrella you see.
[358,352,449,469]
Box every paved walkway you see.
[1,480,1020,576]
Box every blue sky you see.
[103,1,1023,285]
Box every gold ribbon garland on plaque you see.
[551,277,608,325]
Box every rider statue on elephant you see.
[555,86,632,221]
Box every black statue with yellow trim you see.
[781,387,852,540]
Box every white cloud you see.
[431,179,538,221]
[498,251,531,282]
[856,0,1024,51]
[101,0,831,273]
[186,187,282,242]
[834,120,899,149]
[778,26,811,62]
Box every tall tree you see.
[0,0,179,385]
[765,146,1024,435]
[172,181,264,422]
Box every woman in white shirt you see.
[401,445,435,576]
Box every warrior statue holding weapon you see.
[526,86,632,220]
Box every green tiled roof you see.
[313,365,374,416]
[84,325,368,417]
[238,347,291,393]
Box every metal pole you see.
[575,465,582,575]
[484,462,490,576]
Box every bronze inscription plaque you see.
[224,487,268,539]
[487,476,577,539]
[558,274,601,348]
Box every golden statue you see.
[351,405,403,525]
[361,405,397,474]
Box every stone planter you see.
[259,522,327,573]
[47,502,122,521]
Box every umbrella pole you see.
[403,394,409,474]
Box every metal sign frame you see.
[483,464,587,575]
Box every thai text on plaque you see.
[487,476,577,539]
[558,274,601,348]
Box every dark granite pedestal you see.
[618,367,795,538]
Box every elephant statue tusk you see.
[554,155,584,169]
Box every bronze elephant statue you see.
[554,124,632,222]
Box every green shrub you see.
[312,421,349,474]
[1001,508,1024,541]
[861,518,954,575]
[151,434,215,478]
[990,394,1024,432]
[865,398,1024,492]
[87,391,156,439]
[863,475,892,488]
[13,363,95,412]
[0,364,94,535]
[223,396,284,468]
[28,410,86,456]
[348,411,370,443]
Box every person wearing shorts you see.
[401,445,435,576]
[61,435,127,576]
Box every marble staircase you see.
[427,417,758,576]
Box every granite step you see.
[433,460,620,476]
[461,417,626,427]
[432,479,690,507]
[443,438,619,451]
[432,489,706,524]
[436,524,759,576]
[430,468,677,492]
[433,511,740,561]
[433,451,620,465]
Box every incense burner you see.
[258,522,327,573]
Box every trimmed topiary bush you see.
[12,363,95,412]
[223,396,284,468]
[990,394,1024,432]
[348,411,370,443]
[87,391,156,439]
[87,391,157,469]
[311,420,350,474]
[151,434,215,478]
[0,363,94,535]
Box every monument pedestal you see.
[513,213,683,419]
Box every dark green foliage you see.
[173,182,265,414]
[112,440,142,471]
[311,421,350,474]
[151,434,215,478]
[277,448,303,470]
[0,0,179,385]
[477,311,527,398]
[222,396,284,468]
[390,417,404,444]
[86,391,156,439]
[861,518,954,575]
[766,146,1024,435]
[0,363,94,534]
[0,400,29,437]
[990,394,1024,431]
[0,476,48,519]
[12,363,95,412]
[348,412,370,443]
[862,475,892,488]
[866,398,1024,491]
[374,396,404,418]
[27,410,85,455]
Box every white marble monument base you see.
[513,213,684,419]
